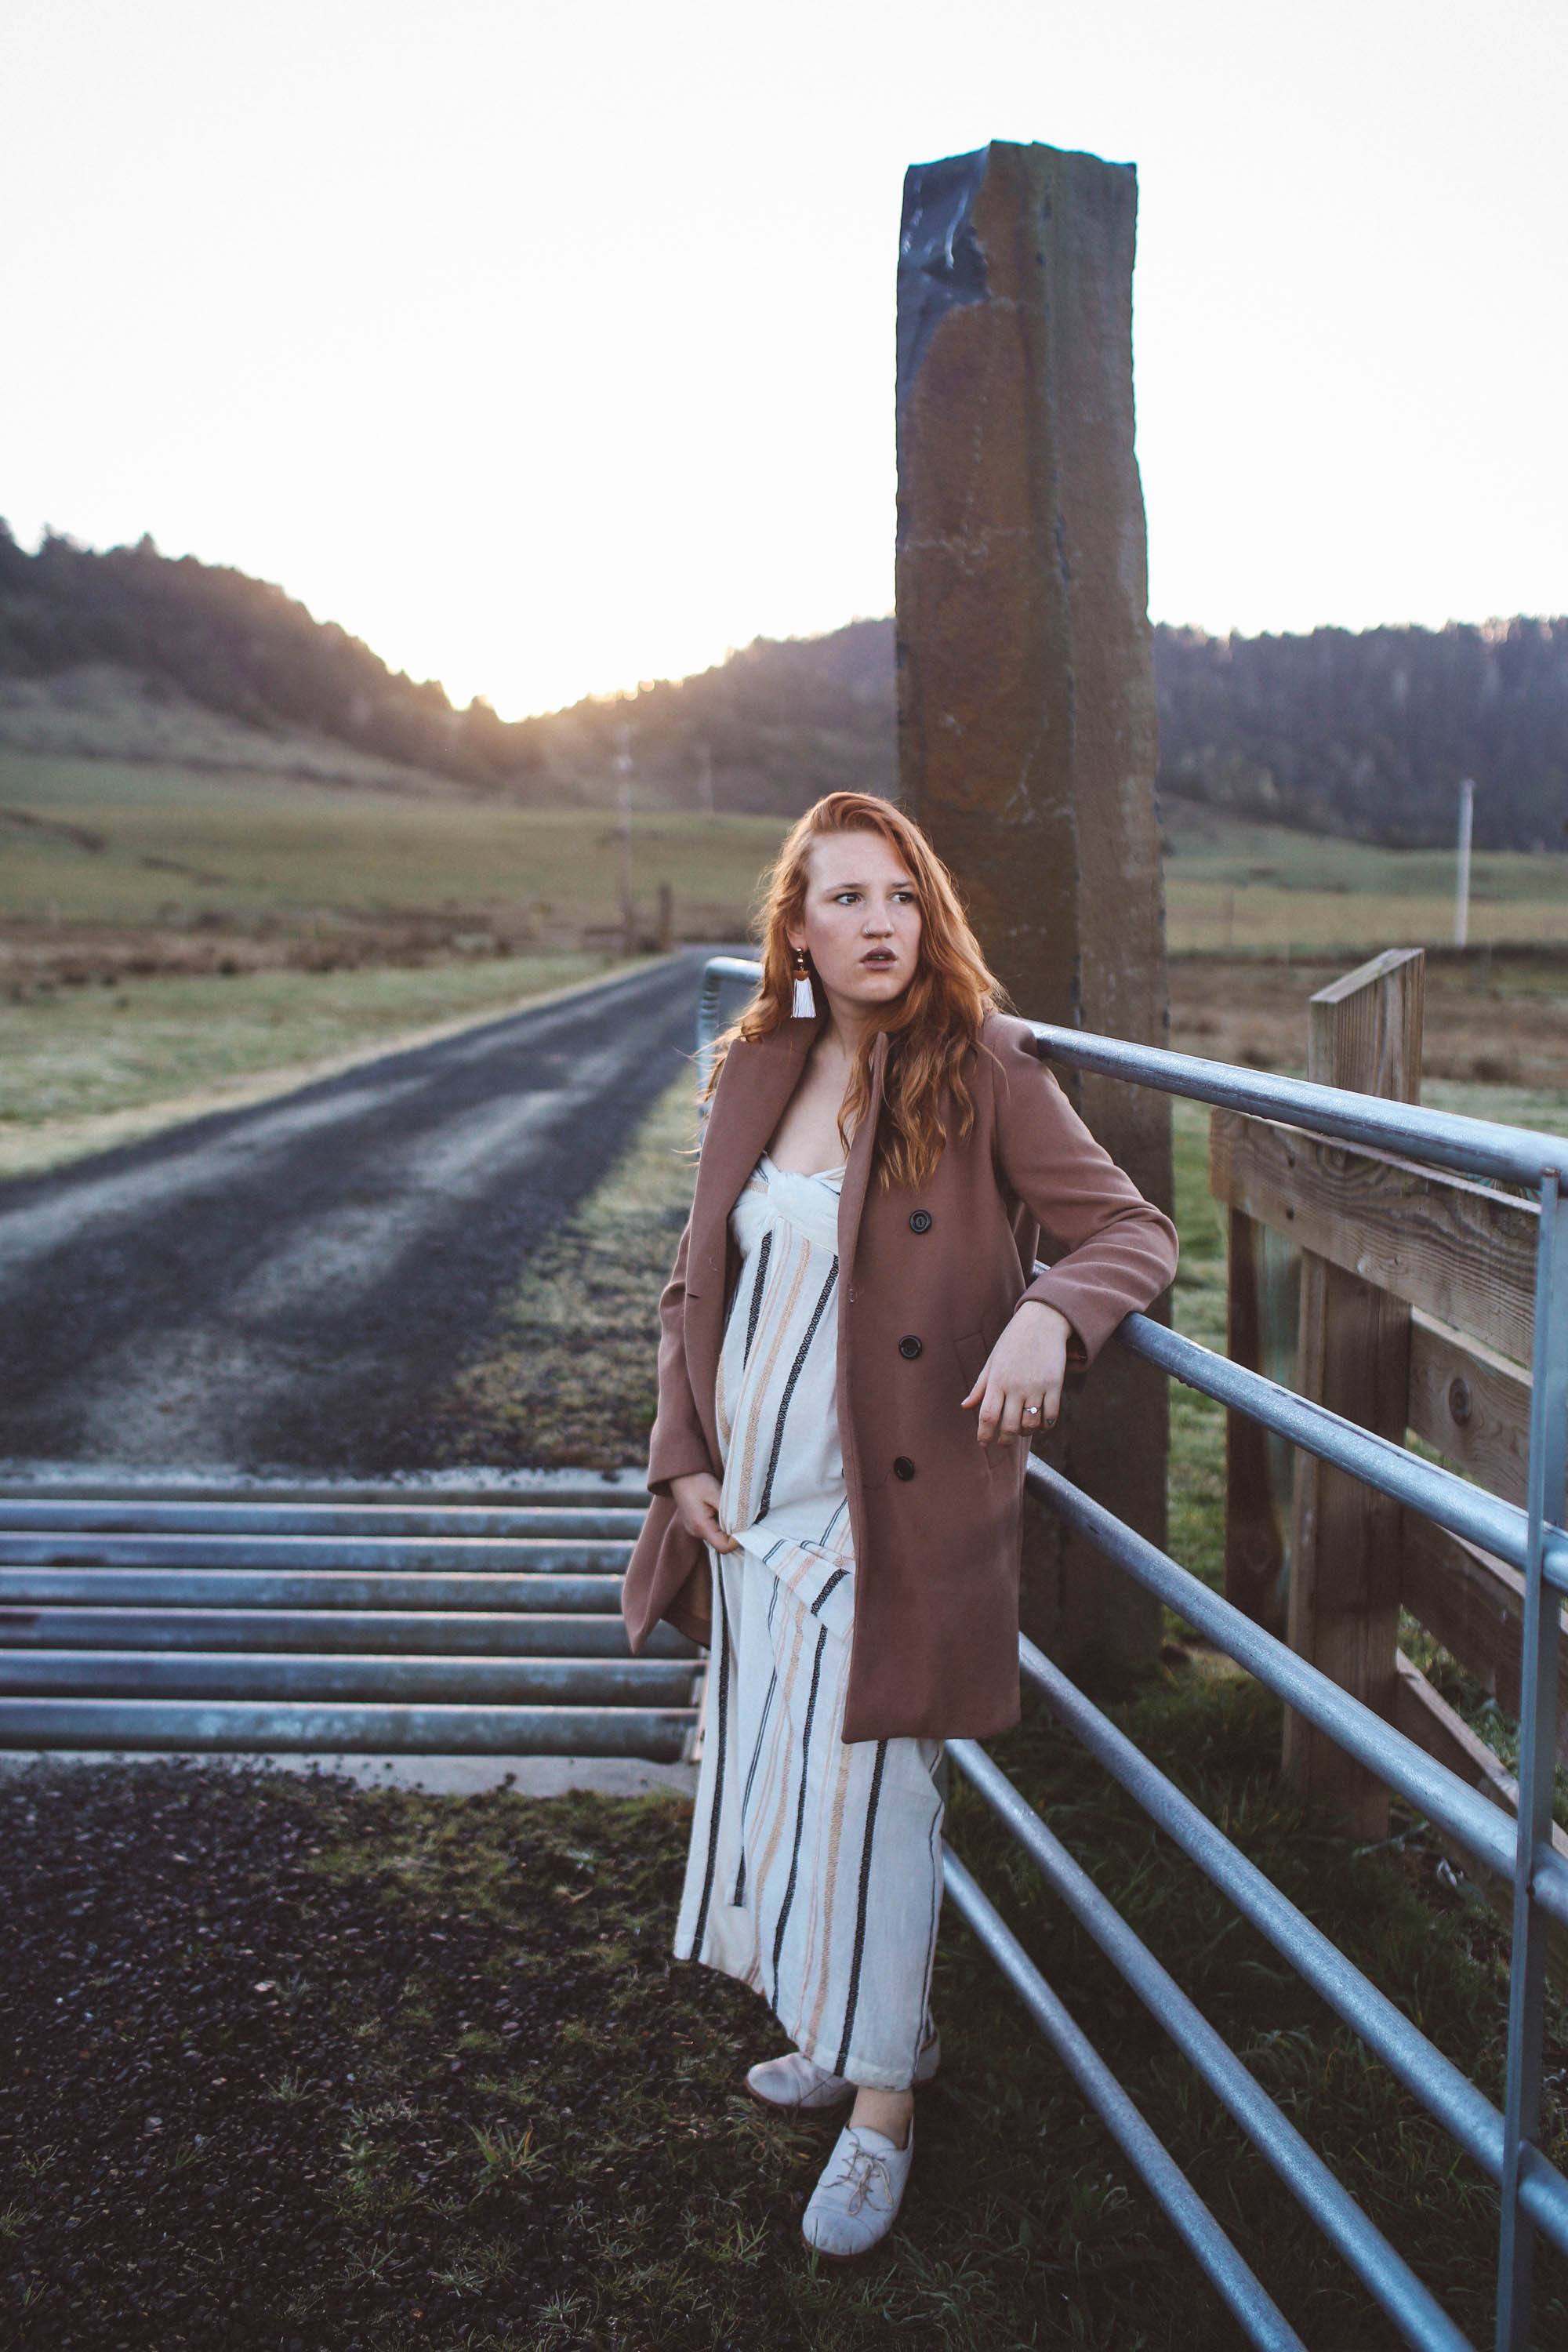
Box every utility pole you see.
[613,723,636,954]
[1454,777,1475,949]
[697,740,714,816]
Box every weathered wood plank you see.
[1281,950,1421,1843]
[1225,1207,1287,1629]
[1308,947,1426,1100]
[1406,1309,1534,1510]
[1285,1256,1411,1835]
[1401,1511,1568,1772]
[1210,1112,1537,1366]
[1392,1650,1568,1990]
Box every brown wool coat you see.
[619,1009,1179,1743]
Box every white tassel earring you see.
[790,946,817,1018]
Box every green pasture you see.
[0,751,783,931]
[4,749,1568,952]
[1160,794,1568,951]
[1167,875,1568,953]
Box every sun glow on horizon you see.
[3,0,1563,722]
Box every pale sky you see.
[3,0,1563,720]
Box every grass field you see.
[0,749,783,940]
[3,741,1563,1179]
[4,746,1568,961]
[1160,795,1568,951]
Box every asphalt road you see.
[0,954,705,1476]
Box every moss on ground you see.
[6,1709,1564,2349]
[427,1069,699,1471]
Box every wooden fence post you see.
[1282,948,1425,1838]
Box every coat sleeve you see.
[645,1212,716,1498]
[986,1018,1179,1368]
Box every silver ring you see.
[1023,1403,1041,1418]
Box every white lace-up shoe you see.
[746,2049,855,2111]
[801,2115,915,2257]
[746,2030,941,2112]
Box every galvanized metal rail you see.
[0,1476,702,1761]
[698,953,1568,2351]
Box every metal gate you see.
[0,1473,701,1761]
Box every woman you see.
[620,791,1178,2259]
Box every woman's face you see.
[787,829,923,1014]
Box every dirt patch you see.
[428,1073,697,1472]
[1,914,649,999]
[5,1682,1566,2351]
[0,1759,715,2350]
[1169,948,1568,1094]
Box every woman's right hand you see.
[670,1471,740,1554]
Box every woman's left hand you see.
[960,1301,1076,1446]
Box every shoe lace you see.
[828,2131,896,2216]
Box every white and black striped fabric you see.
[672,1152,947,2091]
[713,1152,848,1556]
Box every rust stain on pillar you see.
[896,139,1173,1670]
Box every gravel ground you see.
[7,1688,1567,2352]
[0,1757,712,2352]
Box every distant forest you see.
[2,521,1564,851]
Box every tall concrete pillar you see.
[895,140,1173,1672]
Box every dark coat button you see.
[909,1209,932,1233]
[898,1335,923,1359]
[894,1456,916,1480]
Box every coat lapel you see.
[681,1017,890,1462]
[686,1012,824,1298]
[835,1025,890,1283]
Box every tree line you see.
[2,523,1563,849]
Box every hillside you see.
[1154,619,1568,854]
[2,521,1565,848]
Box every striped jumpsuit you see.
[671,1151,948,2091]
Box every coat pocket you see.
[953,1328,989,1394]
[953,1326,1026,1481]
[668,1549,713,1647]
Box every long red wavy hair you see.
[705,792,1007,1190]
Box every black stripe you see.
[834,1739,889,2077]
[770,1623,828,2009]
[818,1498,848,1548]
[687,1560,731,1956]
[738,1665,779,1821]
[810,1567,848,1617]
[757,1261,838,1520]
[742,1230,772,1366]
[731,1662,780,1905]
